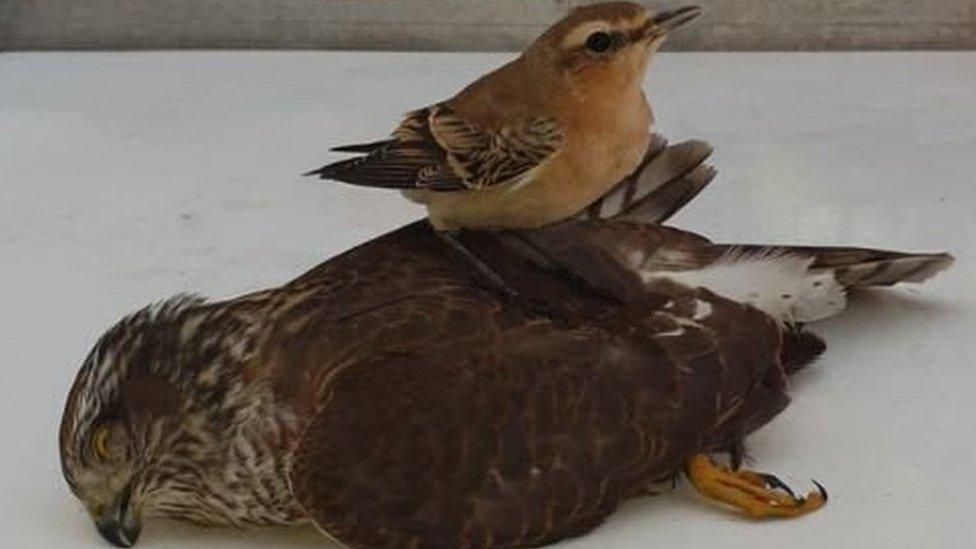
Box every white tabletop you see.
[1,51,974,548]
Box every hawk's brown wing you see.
[534,222,954,291]
[577,136,715,223]
[288,289,786,549]
[306,105,563,191]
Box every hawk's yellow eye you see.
[91,425,110,460]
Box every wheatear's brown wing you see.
[307,105,563,191]
[288,289,787,549]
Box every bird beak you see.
[643,5,702,39]
[93,485,141,547]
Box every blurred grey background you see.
[1,0,974,51]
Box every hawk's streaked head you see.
[60,294,303,546]
[59,296,205,547]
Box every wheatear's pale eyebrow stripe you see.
[560,20,613,49]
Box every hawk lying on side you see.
[59,137,952,548]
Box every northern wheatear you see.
[307,2,702,231]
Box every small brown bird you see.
[60,137,953,548]
[307,1,702,231]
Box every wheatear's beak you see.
[644,5,702,39]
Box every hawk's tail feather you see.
[579,135,714,223]
[626,235,952,324]
[813,249,954,287]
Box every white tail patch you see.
[642,249,847,323]
[692,300,713,320]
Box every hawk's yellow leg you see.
[686,454,827,518]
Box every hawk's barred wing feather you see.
[521,219,952,324]
[579,135,714,223]
[626,239,955,290]
[541,143,953,323]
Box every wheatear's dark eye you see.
[585,31,613,53]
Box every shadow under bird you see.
[60,136,953,548]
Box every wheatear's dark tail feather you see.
[329,139,396,154]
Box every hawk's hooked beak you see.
[94,484,141,547]
[642,5,702,40]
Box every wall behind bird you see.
[1,0,973,51]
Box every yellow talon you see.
[686,454,827,519]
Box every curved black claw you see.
[811,479,829,503]
[759,473,797,499]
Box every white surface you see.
[1,51,974,547]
